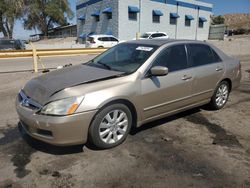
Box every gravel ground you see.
[0,36,249,188]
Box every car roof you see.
[126,39,208,47]
[144,32,167,34]
[90,35,116,38]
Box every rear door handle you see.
[182,75,192,81]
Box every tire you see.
[98,46,104,48]
[88,103,132,149]
[209,81,230,110]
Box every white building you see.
[76,0,213,42]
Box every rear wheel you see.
[209,81,230,110]
[88,104,132,149]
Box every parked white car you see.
[86,35,119,48]
[139,32,169,40]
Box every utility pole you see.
[195,6,200,40]
[175,2,179,39]
[137,0,142,39]
[139,0,141,33]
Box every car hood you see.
[22,65,123,105]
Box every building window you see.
[199,21,204,28]
[107,13,112,19]
[185,15,194,27]
[198,17,207,28]
[78,15,86,24]
[170,13,179,25]
[185,19,191,26]
[91,11,100,22]
[129,12,137,20]
[95,16,100,22]
[128,6,139,21]
[170,17,177,25]
[103,7,112,20]
[152,10,163,23]
[153,15,160,23]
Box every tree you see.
[212,15,225,25]
[0,0,25,38]
[24,0,74,37]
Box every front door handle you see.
[182,75,192,81]
[216,67,223,71]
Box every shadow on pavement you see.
[2,106,207,153]
[130,107,201,135]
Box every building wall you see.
[76,0,213,41]
[197,9,211,40]
[176,4,200,40]
[138,0,177,39]
[118,0,140,40]
[174,0,212,40]
[77,0,119,41]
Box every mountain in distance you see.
[223,13,250,29]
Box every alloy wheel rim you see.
[99,110,128,144]
[215,84,229,107]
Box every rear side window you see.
[102,37,110,42]
[158,33,166,37]
[109,37,118,42]
[153,45,188,72]
[211,48,222,62]
[187,44,215,67]
[151,33,165,38]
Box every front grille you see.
[18,90,42,110]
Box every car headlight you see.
[40,96,84,116]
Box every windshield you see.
[87,43,158,74]
[141,33,151,38]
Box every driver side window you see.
[153,45,188,72]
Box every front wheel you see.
[88,104,132,149]
[209,81,230,110]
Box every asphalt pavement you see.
[0,40,250,187]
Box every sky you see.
[1,0,249,39]
[200,0,250,15]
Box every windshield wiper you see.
[96,61,112,70]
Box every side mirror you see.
[150,66,169,77]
